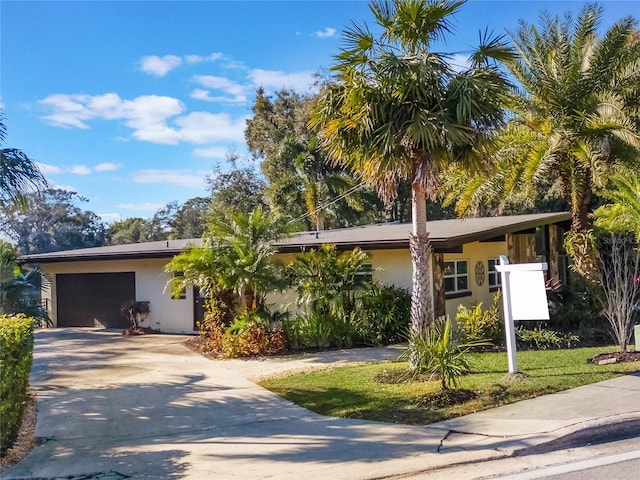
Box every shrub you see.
[0,314,35,452]
[456,292,503,345]
[199,306,287,358]
[400,317,476,390]
[516,325,579,350]
[357,284,411,345]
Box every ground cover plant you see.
[259,346,640,425]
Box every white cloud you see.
[140,55,182,77]
[40,93,186,145]
[129,169,208,189]
[185,53,223,64]
[69,165,92,175]
[116,202,166,211]
[193,75,246,96]
[36,162,64,174]
[94,162,121,172]
[175,112,247,144]
[314,27,336,38]
[249,69,316,91]
[190,88,247,104]
[193,146,231,159]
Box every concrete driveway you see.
[3,329,458,480]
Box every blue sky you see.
[2,0,637,223]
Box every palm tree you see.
[0,114,47,205]
[166,206,290,312]
[443,4,640,276]
[311,0,514,333]
[594,170,640,237]
[266,136,366,231]
[0,240,49,324]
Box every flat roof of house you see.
[20,212,570,264]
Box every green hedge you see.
[0,314,35,452]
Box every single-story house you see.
[20,212,571,334]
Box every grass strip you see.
[259,346,639,424]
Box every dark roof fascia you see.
[21,249,185,264]
[436,213,571,250]
[276,239,410,253]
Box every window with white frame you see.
[443,260,468,294]
[488,258,502,290]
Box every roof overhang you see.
[19,212,571,265]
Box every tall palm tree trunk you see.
[409,183,434,336]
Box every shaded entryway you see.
[56,272,135,328]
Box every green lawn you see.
[259,346,640,424]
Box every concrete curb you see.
[513,414,640,456]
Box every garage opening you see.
[56,272,136,328]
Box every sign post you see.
[495,255,549,373]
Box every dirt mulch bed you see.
[589,351,640,365]
[414,388,477,408]
[0,390,37,472]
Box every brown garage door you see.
[57,272,136,328]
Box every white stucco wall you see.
[41,258,197,334]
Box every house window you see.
[444,260,469,297]
[172,272,187,300]
[356,264,374,283]
[488,258,502,291]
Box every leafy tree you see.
[246,88,383,229]
[245,88,312,170]
[171,197,211,239]
[206,163,266,216]
[311,0,514,335]
[0,113,47,206]
[2,189,107,254]
[444,4,640,277]
[107,217,153,245]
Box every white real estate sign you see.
[495,255,550,373]
[509,270,550,321]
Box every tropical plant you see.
[456,291,503,345]
[400,316,476,390]
[290,245,371,348]
[516,326,580,350]
[594,170,640,238]
[265,136,370,231]
[0,241,49,325]
[443,4,640,278]
[166,206,289,312]
[311,0,514,338]
[0,113,47,206]
[357,283,411,345]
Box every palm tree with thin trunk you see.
[0,114,47,206]
[311,0,514,335]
